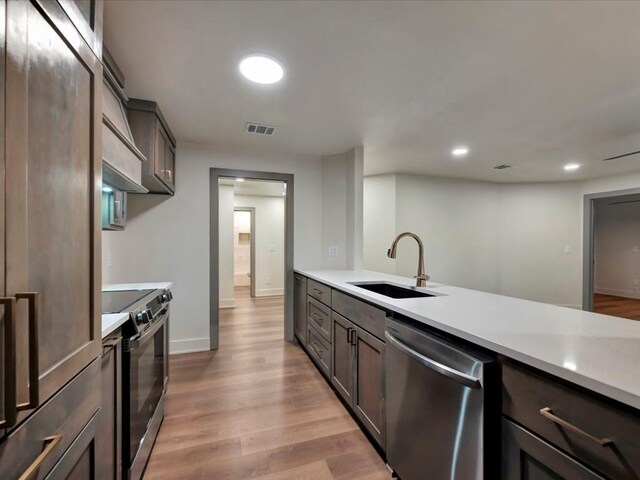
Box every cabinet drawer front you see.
[0,359,100,479]
[307,297,331,341]
[331,290,386,340]
[503,362,640,480]
[306,325,331,378]
[308,279,331,307]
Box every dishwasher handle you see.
[385,331,482,389]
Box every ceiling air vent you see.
[245,122,276,136]
[493,164,513,170]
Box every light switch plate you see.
[329,245,339,257]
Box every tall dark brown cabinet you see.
[0,0,103,478]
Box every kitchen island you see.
[294,269,640,480]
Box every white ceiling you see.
[105,1,640,183]
[219,178,286,197]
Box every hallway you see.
[143,287,390,479]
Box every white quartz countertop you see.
[296,269,640,411]
[101,282,173,338]
[102,282,173,292]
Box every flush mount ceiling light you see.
[102,185,113,193]
[236,178,245,182]
[564,163,581,172]
[451,146,469,158]
[239,55,284,85]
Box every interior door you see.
[5,0,102,420]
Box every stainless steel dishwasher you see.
[385,317,497,480]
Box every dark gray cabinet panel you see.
[3,0,101,429]
[331,313,354,405]
[307,279,331,307]
[353,326,385,448]
[307,297,331,341]
[294,274,307,342]
[97,335,122,480]
[306,324,330,378]
[503,362,640,480]
[45,412,99,480]
[127,99,176,195]
[503,418,606,480]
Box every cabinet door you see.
[294,274,307,341]
[331,313,354,405]
[165,140,175,190]
[154,120,167,182]
[96,337,122,480]
[353,327,385,447]
[5,0,101,420]
[45,414,99,480]
[503,418,607,480]
[58,0,103,59]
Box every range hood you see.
[102,49,148,193]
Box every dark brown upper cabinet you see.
[58,0,104,59]
[127,99,177,195]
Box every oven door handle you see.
[127,315,166,350]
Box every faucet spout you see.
[387,232,429,287]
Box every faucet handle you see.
[414,274,430,287]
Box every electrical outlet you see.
[329,245,339,257]
[266,276,271,285]
[564,245,572,254]
[107,253,113,268]
[634,279,639,287]
[633,246,639,253]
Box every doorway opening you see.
[210,169,294,350]
[583,187,640,321]
[234,208,255,297]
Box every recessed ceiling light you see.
[452,146,469,157]
[564,163,581,171]
[239,55,284,85]
[236,178,245,182]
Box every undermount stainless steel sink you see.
[349,282,436,299]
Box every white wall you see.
[102,142,325,354]
[394,174,501,293]
[362,174,599,307]
[363,174,396,274]
[218,184,235,308]
[498,182,583,307]
[234,195,285,296]
[321,147,364,269]
[594,199,640,299]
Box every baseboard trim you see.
[170,337,209,355]
[256,288,284,297]
[220,298,236,309]
[594,287,640,300]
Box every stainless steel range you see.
[102,288,172,480]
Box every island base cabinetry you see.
[502,419,605,480]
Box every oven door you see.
[124,311,167,470]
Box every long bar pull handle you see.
[16,293,39,411]
[18,434,63,480]
[0,297,17,428]
[347,327,355,346]
[384,331,481,389]
[539,407,613,447]
[311,313,322,325]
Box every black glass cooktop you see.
[102,289,154,314]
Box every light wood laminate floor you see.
[144,287,391,480]
[594,294,640,322]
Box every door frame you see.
[233,207,256,298]
[582,186,640,311]
[209,168,294,350]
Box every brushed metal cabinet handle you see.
[18,434,63,480]
[311,312,322,325]
[311,342,323,355]
[539,407,613,447]
[102,336,123,351]
[0,297,17,428]
[16,293,39,411]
